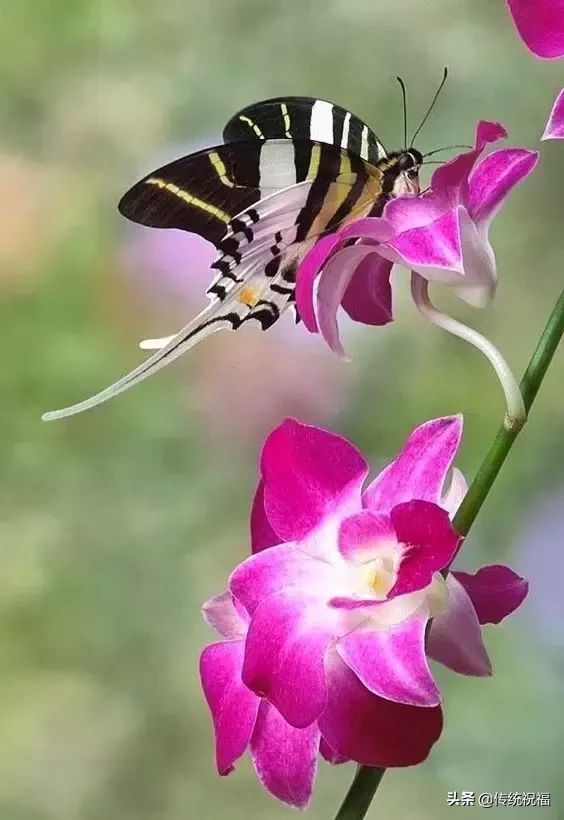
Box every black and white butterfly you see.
[43,92,437,421]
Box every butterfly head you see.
[390,148,423,197]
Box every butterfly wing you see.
[223,96,388,164]
[43,148,384,421]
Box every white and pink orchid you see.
[199,416,528,808]
[296,121,538,356]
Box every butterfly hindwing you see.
[223,96,388,164]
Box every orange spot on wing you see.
[237,286,258,306]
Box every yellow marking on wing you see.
[209,151,234,188]
[307,144,321,180]
[240,115,265,139]
[237,286,259,306]
[280,103,292,138]
[145,177,230,223]
[339,153,352,178]
[307,160,383,240]
[307,152,355,238]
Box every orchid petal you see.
[251,701,320,809]
[383,193,445,233]
[338,612,440,706]
[340,252,394,326]
[320,651,443,766]
[337,510,395,563]
[242,591,334,728]
[200,640,259,774]
[260,418,368,542]
[440,467,469,517]
[337,217,394,243]
[364,416,463,513]
[202,591,248,639]
[316,246,383,357]
[506,0,564,59]
[319,737,349,765]
[427,574,492,676]
[229,541,336,616]
[295,234,342,332]
[455,208,497,307]
[430,121,507,203]
[295,218,393,334]
[475,121,509,146]
[389,501,460,598]
[454,564,529,625]
[383,207,465,284]
[542,88,564,140]
[468,148,539,227]
[250,480,280,554]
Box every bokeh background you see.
[1,0,564,817]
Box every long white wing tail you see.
[41,305,229,421]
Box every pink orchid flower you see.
[200,417,527,807]
[296,122,538,356]
[200,589,442,809]
[506,0,564,59]
[542,88,564,140]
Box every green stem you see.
[333,766,386,820]
[454,285,564,536]
[333,287,564,820]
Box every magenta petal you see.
[242,591,333,728]
[430,121,507,203]
[200,640,260,774]
[337,217,394,244]
[338,509,395,563]
[475,121,508,145]
[251,480,280,554]
[427,574,492,676]
[341,253,394,326]
[468,148,539,227]
[319,737,349,765]
[389,501,461,597]
[230,542,336,616]
[319,652,443,766]
[431,147,484,204]
[202,591,248,639]
[338,613,440,706]
[295,234,342,332]
[542,88,564,140]
[506,0,564,59]
[316,246,382,356]
[251,700,320,809]
[454,564,528,625]
[385,208,464,281]
[260,418,368,542]
[383,193,445,233]
[364,416,463,514]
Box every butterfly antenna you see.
[423,144,472,158]
[410,66,448,148]
[396,76,408,150]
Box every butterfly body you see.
[43,97,423,421]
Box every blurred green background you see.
[1,0,564,817]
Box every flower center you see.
[361,544,401,600]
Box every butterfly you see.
[43,90,437,421]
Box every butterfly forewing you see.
[223,96,388,164]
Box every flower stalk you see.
[333,285,564,820]
[411,273,526,429]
